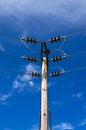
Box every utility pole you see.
[41,57,48,130]
[21,36,66,130]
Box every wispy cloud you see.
[53,122,74,130]
[52,100,63,107]
[4,128,12,130]
[82,103,86,110]
[78,119,86,126]
[13,63,41,93]
[72,92,83,100]
[0,91,12,105]
[0,63,41,104]
[0,43,5,51]
[0,92,12,102]
[29,125,38,130]
[0,0,86,25]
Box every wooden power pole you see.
[41,57,48,130]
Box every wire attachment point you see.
[50,71,64,77]
[21,37,38,44]
[51,55,67,62]
[26,72,41,77]
[21,56,38,62]
[49,36,67,43]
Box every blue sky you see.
[0,0,86,130]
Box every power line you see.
[0,34,40,53]
[0,52,40,62]
[66,30,86,37]
[0,52,20,59]
[0,66,86,76]
[0,67,41,77]
[0,50,86,62]
[0,29,86,42]
[50,66,86,77]
[0,34,20,40]
[67,50,86,57]
[50,50,86,62]
[0,29,86,54]
[20,39,40,53]
[50,40,67,54]
[64,66,86,74]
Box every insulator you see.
[21,37,27,41]
[56,71,60,76]
[50,72,56,77]
[21,56,28,60]
[49,36,61,43]
[29,72,41,77]
[57,36,61,41]
[49,38,55,43]
[33,38,38,43]
[21,56,38,62]
[56,56,62,60]
[21,37,38,43]
[51,56,63,61]
[50,71,61,77]
[54,37,58,42]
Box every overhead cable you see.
[64,66,86,74]
[0,34,20,40]
[50,66,86,77]
[66,30,86,37]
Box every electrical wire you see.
[0,67,41,77]
[0,52,41,62]
[67,50,86,57]
[0,50,86,63]
[20,39,40,53]
[0,67,24,74]
[49,66,65,72]
[0,52,20,59]
[64,66,86,74]
[58,38,66,50]
[50,40,66,54]
[0,33,40,53]
[50,50,86,62]
[0,29,86,41]
[0,66,86,76]
[49,66,86,77]
[0,34,20,40]
[66,30,86,37]
[0,29,86,55]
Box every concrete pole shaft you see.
[41,57,48,130]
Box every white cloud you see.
[27,124,38,130]
[12,63,41,93]
[78,119,86,126]
[53,122,74,130]
[0,0,86,25]
[4,128,12,130]
[52,100,63,107]
[0,44,5,51]
[29,81,34,87]
[0,63,41,104]
[0,92,12,102]
[72,92,83,100]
